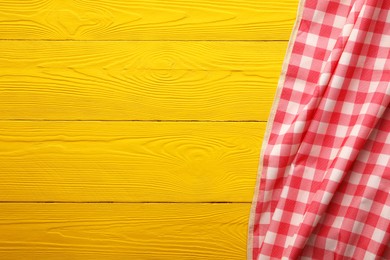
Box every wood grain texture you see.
[0,121,264,202]
[0,41,286,121]
[0,203,250,259]
[0,0,298,40]
[0,0,297,257]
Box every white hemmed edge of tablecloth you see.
[246,0,307,259]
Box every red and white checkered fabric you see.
[248,0,390,259]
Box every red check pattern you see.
[248,0,390,259]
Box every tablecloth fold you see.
[248,0,390,258]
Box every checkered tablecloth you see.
[248,0,390,259]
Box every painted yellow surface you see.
[0,0,297,40]
[0,0,297,258]
[0,41,287,121]
[0,121,265,202]
[0,203,250,259]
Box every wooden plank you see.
[0,203,249,259]
[0,41,286,121]
[0,0,298,40]
[0,121,264,202]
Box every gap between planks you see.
[0,119,267,122]
[0,39,288,42]
[0,201,251,204]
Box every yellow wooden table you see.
[0,0,297,258]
